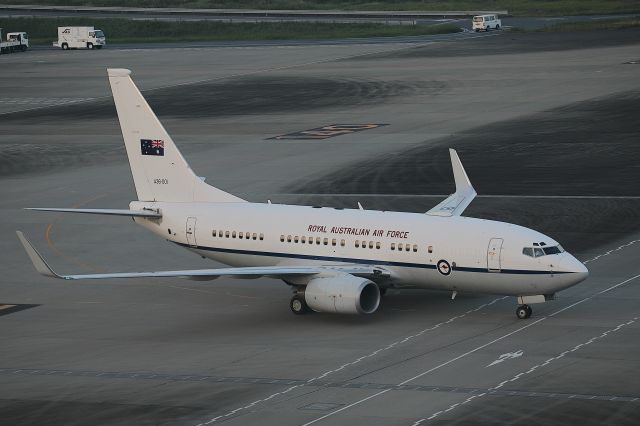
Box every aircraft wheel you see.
[516,304,532,319]
[290,294,309,315]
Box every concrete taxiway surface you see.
[1,30,639,425]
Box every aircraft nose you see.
[562,254,589,284]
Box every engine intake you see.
[304,274,380,314]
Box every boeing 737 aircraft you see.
[17,68,589,319]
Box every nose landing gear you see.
[516,304,532,319]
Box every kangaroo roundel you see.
[437,260,451,276]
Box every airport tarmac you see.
[1,29,639,425]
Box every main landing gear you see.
[516,304,533,320]
[290,294,310,315]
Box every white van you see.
[472,15,502,32]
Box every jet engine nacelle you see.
[304,274,380,314]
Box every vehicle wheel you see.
[290,295,309,315]
[516,305,532,320]
[62,43,69,50]
[87,43,93,50]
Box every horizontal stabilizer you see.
[426,149,477,217]
[16,232,385,282]
[25,208,161,218]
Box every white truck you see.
[54,26,105,50]
[0,29,29,54]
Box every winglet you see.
[426,149,477,217]
[16,231,63,279]
[450,148,473,192]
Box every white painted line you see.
[194,296,506,425]
[303,273,640,425]
[583,239,640,264]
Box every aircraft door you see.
[186,217,197,247]
[487,238,503,272]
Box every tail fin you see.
[107,68,244,203]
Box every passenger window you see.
[232,231,236,238]
[316,237,321,245]
[332,238,336,246]
[368,241,374,249]
[428,245,433,253]
[398,243,403,251]
[294,236,299,243]
[252,233,257,240]
[355,240,360,248]
[239,232,243,239]
[340,239,345,247]
[309,237,313,245]
[391,243,395,250]
[413,245,418,252]
[225,231,230,238]
[376,242,381,249]
[212,229,216,237]
[287,235,292,243]
[405,245,410,252]
[259,233,264,241]
[323,238,328,245]
[301,236,306,243]
[280,235,285,242]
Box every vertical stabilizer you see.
[107,68,244,203]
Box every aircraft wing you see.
[426,149,477,217]
[25,208,161,218]
[17,231,385,281]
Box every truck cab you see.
[472,15,502,32]
[7,32,29,49]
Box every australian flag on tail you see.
[140,139,165,156]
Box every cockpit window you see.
[523,245,564,257]
[542,245,563,255]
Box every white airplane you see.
[17,68,588,320]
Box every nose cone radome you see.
[562,254,589,285]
